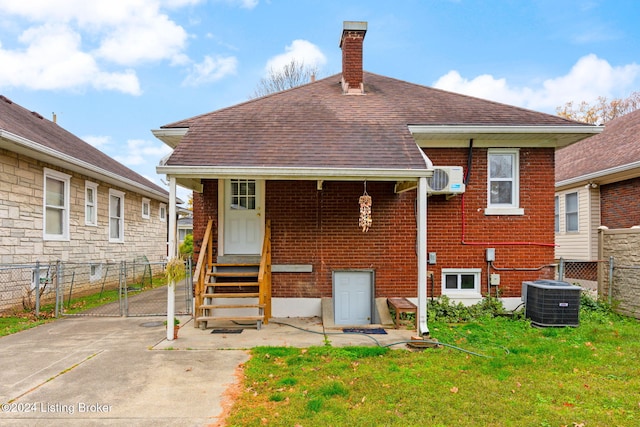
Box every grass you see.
[0,277,168,337]
[224,300,640,427]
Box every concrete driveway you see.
[0,316,248,426]
[0,315,415,426]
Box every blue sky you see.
[1,0,639,201]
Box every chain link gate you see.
[54,259,192,317]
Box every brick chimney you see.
[340,21,367,94]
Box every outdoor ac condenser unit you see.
[426,166,466,195]
[522,280,581,327]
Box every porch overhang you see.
[156,165,433,191]
[409,125,603,149]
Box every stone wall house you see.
[1,95,170,309]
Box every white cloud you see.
[83,135,112,148]
[114,138,173,166]
[265,39,327,73]
[182,55,238,86]
[215,0,259,9]
[0,23,142,95]
[93,11,189,66]
[0,0,191,93]
[433,54,640,113]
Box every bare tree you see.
[556,91,640,124]
[251,58,319,98]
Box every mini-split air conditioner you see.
[426,166,466,195]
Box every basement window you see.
[441,268,481,299]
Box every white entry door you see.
[333,271,373,325]
[224,179,264,254]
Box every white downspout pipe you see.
[166,175,177,341]
[417,176,429,335]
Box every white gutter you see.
[556,160,640,188]
[408,125,603,135]
[1,129,169,201]
[156,165,432,181]
[151,128,188,148]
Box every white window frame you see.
[554,195,559,233]
[109,189,125,243]
[159,203,167,222]
[43,168,71,241]
[85,181,98,226]
[142,198,150,219]
[565,192,579,232]
[441,268,482,299]
[485,149,524,216]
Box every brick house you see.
[0,95,170,266]
[556,109,640,261]
[155,21,600,333]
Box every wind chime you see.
[359,181,372,232]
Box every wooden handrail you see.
[258,220,272,323]
[193,218,271,328]
[193,219,214,327]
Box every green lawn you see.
[225,299,640,427]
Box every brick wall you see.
[0,148,167,264]
[193,147,556,300]
[600,177,640,228]
[266,180,417,298]
[192,179,218,258]
[425,147,556,298]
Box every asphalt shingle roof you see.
[163,72,587,170]
[555,109,640,182]
[0,95,168,197]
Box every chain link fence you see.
[557,258,606,296]
[558,257,640,318]
[0,258,192,318]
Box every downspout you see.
[416,142,433,336]
[417,176,429,336]
[166,175,177,341]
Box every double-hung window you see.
[485,149,524,215]
[85,182,98,226]
[159,203,167,222]
[109,189,125,242]
[43,168,71,241]
[142,198,150,219]
[565,192,579,232]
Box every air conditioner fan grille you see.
[427,169,449,191]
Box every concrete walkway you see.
[0,315,416,426]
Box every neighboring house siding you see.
[0,148,167,264]
[555,186,600,261]
[601,178,640,228]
